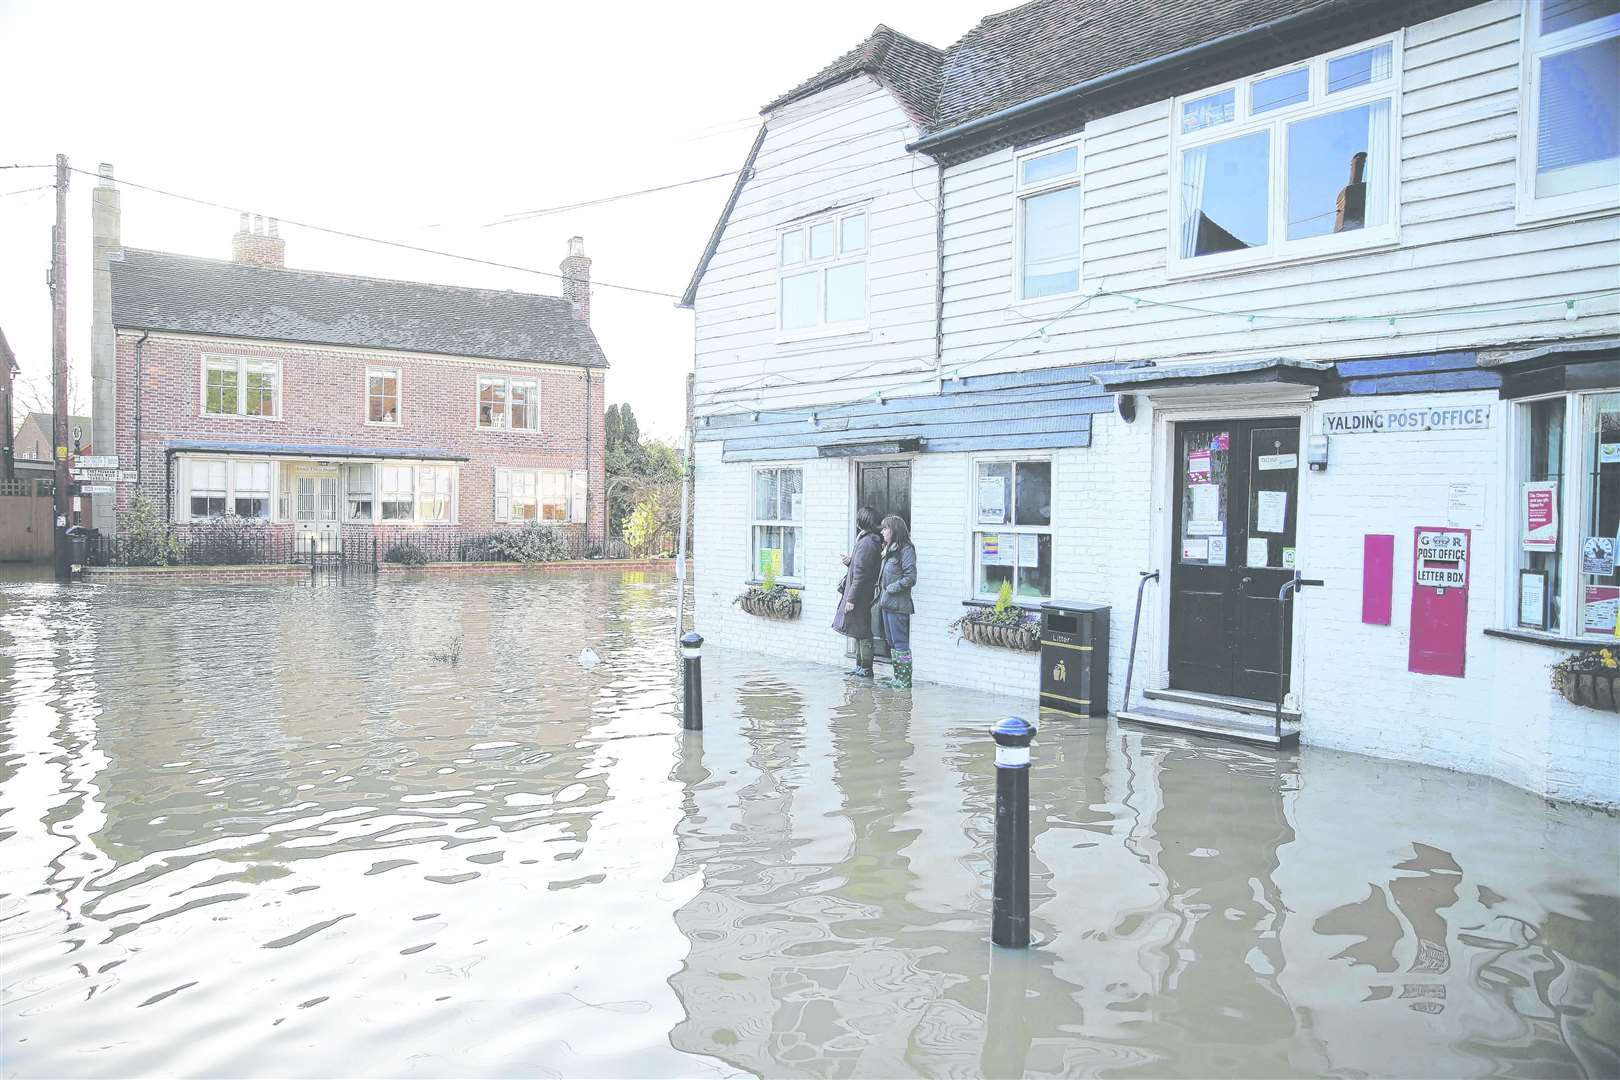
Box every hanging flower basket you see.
[734,585,802,621]
[950,608,1041,652]
[1552,648,1620,711]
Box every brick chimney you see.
[559,236,591,322]
[1334,151,1368,234]
[231,212,287,268]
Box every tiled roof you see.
[762,24,944,123]
[110,249,607,369]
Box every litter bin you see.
[1039,600,1109,716]
[65,525,98,567]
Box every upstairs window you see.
[367,368,400,424]
[778,209,867,334]
[1015,143,1082,299]
[1171,36,1399,273]
[203,357,280,418]
[477,376,540,429]
[1519,0,1620,220]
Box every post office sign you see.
[1415,529,1468,588]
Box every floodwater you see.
[1,571,1616,1079]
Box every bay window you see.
[1015,142,1082,299]
[478,376,540,429]
[203,357,280,418]
[494,468,581,524]
[973,458,1053,600]
[232,461,272,519]
[778,209,867,333]
[189,460,228,519]
[751,467,803,582]
[346,464,374,521]
[1172,36,1398,271]
[1519,0,1620,220]
[380,465,416,521]
[181,457,275,520]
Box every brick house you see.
[89,167,608,553]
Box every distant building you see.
[89,167,608,550]
[13,411,92,465]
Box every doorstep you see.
[1117,702,1300,748]
[1143,686,1300,722]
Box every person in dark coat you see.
[833,506,882,677]
[876,514,918,688]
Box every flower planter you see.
[955,615,1041,652]
[1558,670,1620,711]
[735,589,802,621]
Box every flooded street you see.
[1,570,1616,1078]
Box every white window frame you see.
[1012,136,1085,302]
[345,463,375,522]
[1516,2,1620,224]
[1167,33,1402,278]
[476,375,541,430]
[366,367,401,426]
[201,356,281,419]
[969,454,1056,602]
[775,207,869,339]
[179,455,277,522]
[493,467,584,524]
[750,465,805,584]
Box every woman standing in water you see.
[834,506,883,678]
[877,514,917,689]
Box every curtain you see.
[1364,99,1393,228]
[1179,147,1209,258]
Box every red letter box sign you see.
[1409,527,1470,677]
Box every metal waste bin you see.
[1039,600,1109,716]
[65,525,97,568]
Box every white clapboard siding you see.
[692,75,941,415]
[937,0,1620,381]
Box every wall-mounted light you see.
[1116,393,1137,424]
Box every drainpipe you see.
[133,331,149,485]
[164,447,175,524]
[583,368,593,544]
[933,159,946,387]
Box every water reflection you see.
[1,573,1616,1077]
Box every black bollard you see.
[990,716,1036,948]
[681,632,704,731]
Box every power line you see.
[0,184,52,200]
[484,170,741,227]
[71,167,685,300]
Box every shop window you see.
[1519,0,1620,220]
[752,467,803,582]
[777,210,867,334]
[973,458,1053,600]
[1015,142,1082,299]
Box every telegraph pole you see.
[50,153,71,581]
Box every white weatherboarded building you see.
[681,0,1620,809]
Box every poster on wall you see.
[1446,482,1485,527]
[1522,480,1558,551]
[1255,490,1288,534]
[977,477,1006,523]
[1518,570,1548,630]
[1583,586,1620,634]
[1582,536,1617,577]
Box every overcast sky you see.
[0,0,990,441]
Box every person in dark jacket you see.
[833,506,882,677]
[876,514,918,689]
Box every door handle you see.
[1238,576,1253,592]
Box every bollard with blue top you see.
[681,632,704,731]
[990,716,1036,948]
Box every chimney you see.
[1334,151,1368,234]
[231,210,287,268]
[560,236,591,322]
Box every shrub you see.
[385,541,430,566]
[186,514,269,565]
[123,494,179,567]
[623,496,663,556]
[484,523,569,564]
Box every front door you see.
[1169,419,1301,701]
[856,460,912,660]
[293,467,341,554]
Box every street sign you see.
[78,484,115,495]
[76,455,118,469]
[70,468,135,482]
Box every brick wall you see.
[113,331,606,537]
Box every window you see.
[494,467,580,523]
[973,459,1053,600]
[1519,0,1620,220]
[1508,390,1620,636]
[346,464,374,521]
[1171,37,1398,271]
[478,376,540,429]
[367,369,400,424]
[381,465,416,521]
[232,461,272,519]
[1015,143,1082,299]
[181,457,277,520]
[203,357,280,418]
[417,466,454,523]
[189,460,227,519]
[751,467,803,582]
[777,209,867,333]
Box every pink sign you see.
[1522,481,1558,550]
[1363,534,1394,625]
[1187,450,1211,483]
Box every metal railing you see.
[1274,572,1323,739]
[1121,570,1159,714]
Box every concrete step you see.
[1117,705,1300,748]
[1143,686,1300,722]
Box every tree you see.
[603,401,682,543]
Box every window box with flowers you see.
[949,583,1042,652]
[1551,647,1620,711]
[734,568,802,621]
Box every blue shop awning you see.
[164,439,470,462]
[1099,357,1334,393]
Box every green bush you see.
[124,494,180,566]
[484,523,569,564]
[384,541,430,566]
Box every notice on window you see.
[1257,453,1297,471]
[1208,536,1228,565]
[789,493,803,522]
[1017,532,1038,566]
[1583,536,1617,577]
[758,548,782,578]
[1247,537,1270,567]
[1446,481,1485,528]
[1256,490,1288,535]
[1181,538,1209,561]
[1602,412,1620,463]
[977,477,1006,523]
[1583,586,1620,634]
[1187,483,1222,534]
[1521,481,1558,551]
[1282,547,1297,569]
[1187,449,1212,484]
[1519,571,1548,630]
[1212,432,1229,450]
[981,533,1015,567]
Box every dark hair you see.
[856,506,881,534]
[881,514,912,550]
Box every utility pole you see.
[50,153,71,581]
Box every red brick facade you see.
[113,331,607,539]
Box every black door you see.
[1169,419,1301,701]
[856,461,911,660]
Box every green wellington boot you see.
[882,651,913,689]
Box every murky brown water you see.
[1,570,1616,1078]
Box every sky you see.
[0,0,991,442]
